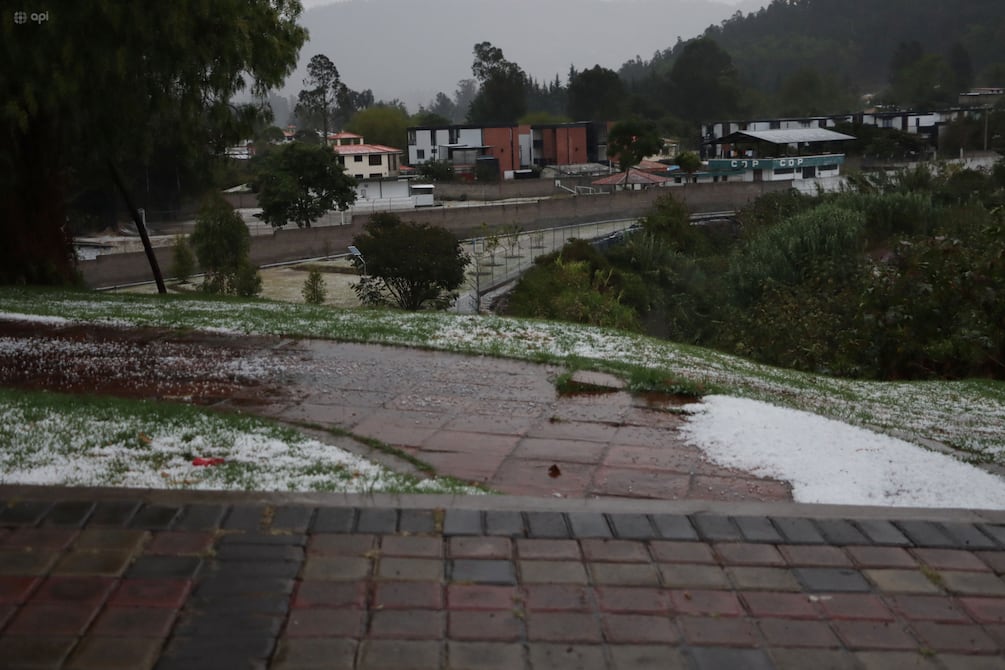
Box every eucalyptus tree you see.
[296,54,345,145]
[0,0,307,285]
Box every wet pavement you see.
[3,324,1005,667]
[0,322,792,503]
[3,490,1005,669]
[244,341,793,503]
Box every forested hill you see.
[623,0,1005,104]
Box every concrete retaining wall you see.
[80,181,788,289]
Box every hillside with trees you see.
[622,0,1005,117]
[502,163,1005,381]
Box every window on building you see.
[354,155,363,162]
[369,173,381,179]
[369,155,382,166]
[355,174,364,179]
[408,130,416,145]
[770,120,781,129]
[416,149,425,160]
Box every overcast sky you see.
[284,0,772,111]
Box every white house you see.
[330,132,403,180]
[704,128,854,183]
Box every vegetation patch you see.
[0,286,1003,468]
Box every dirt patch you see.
[0,320,294,405]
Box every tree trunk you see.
[0,116,77,285]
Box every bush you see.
[504,257,640,332]
[416,159,455,183]
[254,142,357,228]
[302,268,327,305]
[827,191,936,244]
[228,260,263,298]
[727,203,866,306]
[351,213,469,310]
[171,235,195,284]
[189,197,261,297]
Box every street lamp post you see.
[348,245,366,277]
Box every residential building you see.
[331,134,403,180]
[702,108,984,159]
[407,124,528,176]
[406,121,610,178]
[531,122,609,167]
[959,88,1004,108]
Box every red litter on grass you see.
[192,457,226,466]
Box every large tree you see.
[351,213,469,311]
[567,66,624,121]
[668,37,744,123]
[607,120,665,172]
[296,54,345,145]
[0,1,306,285]
[467,42,528,124]
[345,105,410,149]
[254,143,357,229]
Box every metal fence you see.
[454,218,638,313]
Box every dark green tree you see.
[171,236,196,284]
[423,92,457,124]
[189,197,262,296]
[668,38,743,122]
[0,0,306,285]
[675,151,703,182]
[351,213,469,310]
[416,160,455,183]
[453,79,479,122]
[302,268,327,305]
[296,54,345,145]
[776,68,854,116]
[948,42,975,93]
[467,42,528,124]
[607,120,664,171]
[345,105,410,149]
[567,66,625,121]
[411,110,452,128]
[255,143,357,228]
[335,87,375,130]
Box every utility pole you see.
[108,159,166,294]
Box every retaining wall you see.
[80,181,788,288]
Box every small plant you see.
[302,268,327,305]
[228,260,263,298]
[171,235,196,284]
[502,224,524,257]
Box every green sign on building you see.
[708,155,845,172]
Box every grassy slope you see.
[1,287,1003,467]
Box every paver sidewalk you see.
[3,490,1005,669]
[248,342,793,503]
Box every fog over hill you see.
[286,0,768,110]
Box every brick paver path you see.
[248,342,792,503]
[3,492,1005,669]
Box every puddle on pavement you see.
[636,391,700,409]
